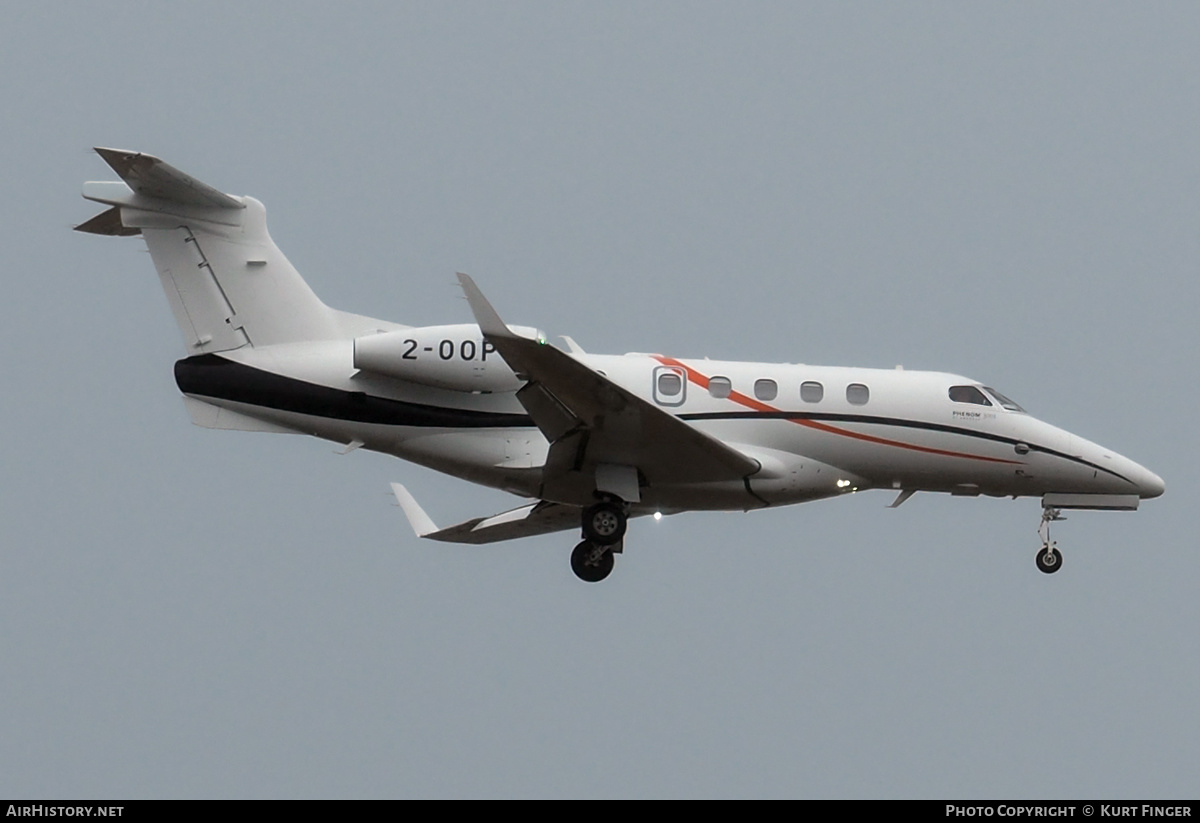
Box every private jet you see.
[77,148,1164,582]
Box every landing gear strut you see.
[1036,506,1065,574]
[571,540,615,582]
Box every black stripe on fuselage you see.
[174,354,533,429]
[174,355,1132,486]
[678,410,1133,484]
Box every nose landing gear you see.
[1036,506,1065,574]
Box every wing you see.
[456,274,759,503]
[392,484,583,544]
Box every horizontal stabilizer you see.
[93,147,244,210]
[74,205,140,236]
[391,483,581,544]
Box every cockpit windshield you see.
[982,387,1025,412]
[948,385,992,406]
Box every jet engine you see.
[353,324,543,392]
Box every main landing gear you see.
[571,500,629,583]
[582,500,627,545]
[571,540,615,582]
[1036,506,1065,574]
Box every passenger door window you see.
[653,366,687,407]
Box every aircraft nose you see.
[1138,467,1165,499]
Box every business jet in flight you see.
[77,148,1164,582]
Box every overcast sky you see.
[1,2,1196,798]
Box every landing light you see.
[836,479,851,488]
[654,511,662,521]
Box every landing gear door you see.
[652,365,687,407]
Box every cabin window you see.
[846,383,870,406]
[983,387,1025,412]
[754,379,778,401]
[652,366,687,407]
[800,381,824,403]
[657,371,682,396]
[949,385,992,406]
[708,376,732,399]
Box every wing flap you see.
[515,382,581,442]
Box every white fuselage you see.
[179,338,1164,514]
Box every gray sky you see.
[1,2,1196,798]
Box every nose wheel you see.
[1036,545,1063,574]
[1036,507,1065,574]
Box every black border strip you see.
[174,354,533,429]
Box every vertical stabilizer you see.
[79,148,343,353]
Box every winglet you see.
[560,335,586,354]
[390,483,439,537]
[336,439,364,455]
[456,272,516,339]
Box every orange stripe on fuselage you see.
[652,355,1022,466]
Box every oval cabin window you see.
[846,383,870,406]
[754,379,778,401]
[708,376,732,399]
[801,381,824,403]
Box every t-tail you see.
[76,147,380,353]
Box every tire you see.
[1036,546,1062,574]
[571,541,614,582]
[582,501,626,545]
